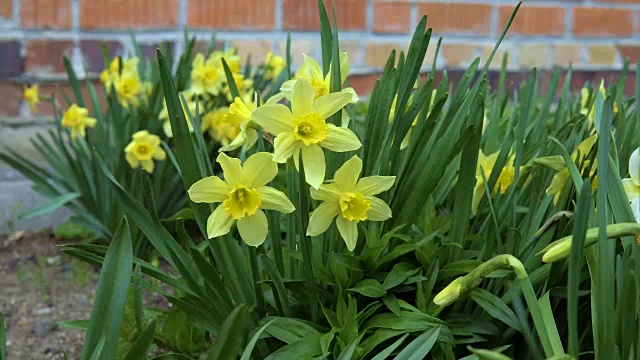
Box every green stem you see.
[248,246,265,318]
[297,154,319,322]
[286,161,298,277]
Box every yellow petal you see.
[243,152,278,188]
[207,205,235,239]
[278,81,295,100]
[310,183,341,202]
[546,170,570,205]
[252,104,294,135]
[314,92,352,119]
[273,132,299,163]
[307,202,340,236]
[257,186,295,213]
[334,155,362,192]
[188,176,229,203]
[237,209,268,246]
[217,153,244,186]
[302,54,323,81]
[141,159,154,173]
[301,144,325,189]
[342,87,359,103]
[623,178,640,201]
[366,196,392,221]
[153,147,166,160]
[163,120,173,138]
[125,152,139,169]
[292,78,315,117]
[471,179,485,217]
[356,176,396,196]
[339,51,350,84]
[336,216,358,251]
[320,124,362,152]
[629,148,640,185]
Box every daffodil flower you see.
[124,130,166,173]
[202,107,241,146]
[536,135,598,205]
[219,96,259,152]
[580,81,618,127]
[190,53,222,96]
[188,152,295,246]
[159,91,198,138]
[264,51,286,80]
[472,151,517,216]
[623,148,640,222]
[307,155,395,251]
[23,84,40,112]
[252,78,361,189]
[100,57,140,89]
[61,104,97,140]
[113,71,143,108]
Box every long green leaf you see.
[207,305,248,360]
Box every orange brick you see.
[553,44,583,67]
[418,2,492,35]
[373,1,412,34]
[188,0,275,30]
[0,0,12,19]
[498,5,565,36]
[349,74,379,97]
[80,0,178,29]
[617,45,640,64]
[442,44,477,67]
[21,0,71,29]
[282,0,367,31]
[25,40,74,75]
[573,7,633,37]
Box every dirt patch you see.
[1,231,97,359]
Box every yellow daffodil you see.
[389,90,438,149]
[124,130,166,173]
[622,148,640,222]
[472,151,517,216]
[536,135,598,205]
[191,53,222,96]
[224,72,254,102]
[113,72,142,108]
[23,84,40,112]
[188,152,295,246]
[159,91,198,138]
[307,155,395,251]
[264,51,286,80]
[219,96,259,152]
[61,104,97,140]
[580,81,618,126]
[100,57,140,89]
[202,107,242,146]
[252,78,361,189]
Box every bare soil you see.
[1,231,97,360]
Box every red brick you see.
[80,0,178,29]
[418,2,492,35]
[0,0,12,19]
[188,0,275,30]
[573,7,633,37]
[349,74,379,97]
[498,5,565,36]
[617,45,640,64]
[79,40,124,73]
[0,83,22,117]
[373,1,412,34]
[25,40,74,75]
[21,0,71,29]
[282,0,366,31]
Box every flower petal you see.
[342,87,359,104]
[320,124,362,152]
[632,198,640,223]
[188,176,229,203]
[207,205,235,239]
[237,209,268,246]
[125,153,139,169]
[356,176,396,196]
[243,152,278,188]
[471,178,485,216]
[314,92,352,119]
[252,104,294,135]
[217,153,244,186]
[366,196,392,221]
[336,216,358,251]
[630,148,640,185]
[273,132,299,163]
[301,144,326,189]
[257,186,295,213]
[333,155,362,192]
[310,183,341,201]
[141,160,154,173]
[339,51,350,84]
[307,202,340,236]
[303,54,324,82]
[153,147,166,160]
[623,178,640,201]
[292,78,315,117]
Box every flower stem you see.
[248,246,265,318]
[297,153,319,322]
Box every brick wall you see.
[1,0,640,115]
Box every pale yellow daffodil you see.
[307,155,395,251]
[159,91,198,138]
[61,104,97,140]
[472,151,517,216]
[188,152,295,246]
[100,57,140,89]
[202,107,241,146]
[190,53,222,96]
[124,130,166,173]
[623,148,640,222]
[23,84,40,112]
[580,81,618,126]
[113,71,143,108]
[219,96,259,152]
[252,78,361,189]
[264,51,286,80]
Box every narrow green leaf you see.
[470,288,521,332]
[370,334,409,360]
[348,279,387,298]
[393,327,440,360]
[123,321,157,360]
[240,320,277,360]
[207,305,248,360]
[19,192,81,220]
